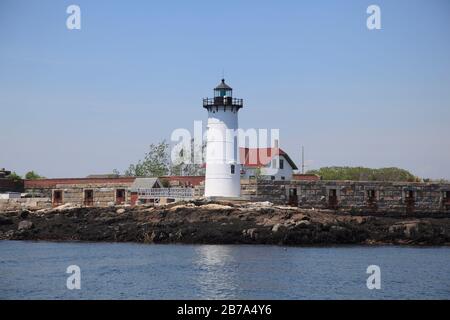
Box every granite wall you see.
[49,182,132,207]
[247,180,450,213]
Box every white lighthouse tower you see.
[203,79,243,198]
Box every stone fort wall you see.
[17,178,450,214]
[246,180,450,213]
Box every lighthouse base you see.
[204,179,241,198]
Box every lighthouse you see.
[203,79,243,198]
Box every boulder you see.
[242,228,258,239]
[53,203,76,211]
[169,203,195,211]
[389,221,424,237]
[295,220,311,227]
[0,230,14,240]
[272,223,281,232]
[18,220,33,231]
[331,225,346,232]
[200,204,233,210]
[247,201,273,208]
[19,210,30,219]
[0,216,13,225]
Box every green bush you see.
[307,166,419,182]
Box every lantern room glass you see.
[215,88,232,98]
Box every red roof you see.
[292,174,321,181]
[24,177,136,189]
[240,148,298,169]
[202,148,298,170]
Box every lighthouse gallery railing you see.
[203,97,243,108]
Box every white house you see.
[240,147,298,181]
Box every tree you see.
[306,166,418,182]
[170,138,205,176]
[125,141,171,177]
[7,172,22,181]
[25,171,44,180]
[125,139,206,178]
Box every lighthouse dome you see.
[214,79,232,98]
[215,79,232,90]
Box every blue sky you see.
[1,0,449,179]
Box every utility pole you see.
[301,146,305,174]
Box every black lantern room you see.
[203,79,243,110]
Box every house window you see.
[281,176,285,180]
[271,176,275,180]
[280,159,284,169]
[231,164,235,174]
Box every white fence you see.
[135,188,194,200]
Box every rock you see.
[144,230,168,243]
[200,204,233,210]
[18,220,33,231]
[35,208,50,214]
[144,231,157,243]
[284,220,296,228]
[169,203,195,211]
[331,226,346,232]
[164,201,188,209]
[20,210,30,219]
[389,221,423,237]
[1,200,448,246]
[262,218,277,227]
[52,202,81,212]
[53,203,76,211]
[274,206,297,211]
[246,201,273,208]
[272,223,281,232]
[0,230,14,240]
[351,216,366,224]
[243,228,258,239]
[0,216,13,225]
[296,220,311,227]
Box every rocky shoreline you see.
[1,200,449,246]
